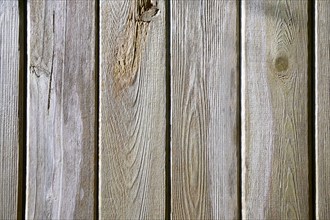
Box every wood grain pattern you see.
[26,1,95,219]
[0,1,19,219]
[316,1,330,219]
[99,0,166,218]
[242,0,309,218]
[171,0,239,219]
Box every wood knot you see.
[274,56,289,72]
[30,65,51,78]
[139,6,159,22]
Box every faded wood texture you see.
[242,0,309,219]
[316,1,330,219]
[0,1,19,219]
[99,0,166,219]
[26,1,95,219]
[171,0,239,219]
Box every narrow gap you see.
[164,0,171,219]
[17,0,27,219]
[94,1,100,220]
[308,0,316,219]
[237,0,242,219]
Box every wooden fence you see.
[0,0,329,219]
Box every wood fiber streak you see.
[171,0,238,219]
[0,1,19,219]
[100,0,166,218]
[316,1,330,219]
[242,0,309,219]
[26,1,95,219]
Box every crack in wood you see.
[47,11,55,111]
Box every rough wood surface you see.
[99,0,166,218]
[316,1,330,219]
[171,0,239,219]
[0,1,19,219]
[242,0,309,218]
[26,1,95,219]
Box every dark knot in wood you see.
[274,56,289,72]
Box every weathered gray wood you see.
[242,0,309,218]
[0,1,19,219]
[99,0,166,218]
[171,0,239,219]
[316,1,330,219]
[26,1,95,219]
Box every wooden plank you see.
[171,0,239,219]
[242,0,309,218]
[0,1,20,219]
[26,1,95,219]
[316,1,330,219]
[99,0,166,218]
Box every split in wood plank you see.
[26,1,95,218]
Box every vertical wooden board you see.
[0,1,19,219]
[99,0,166,219]
[171,0,239,219]
[26,1,95,219]
[316,1,330,219]
[242,0,309,218]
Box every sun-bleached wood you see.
[242,0,309,218]
[316,1,330,219]
[171,0,239,219]
[0,1,20,219]
[99,0,166,218]
[26,1,95,219]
